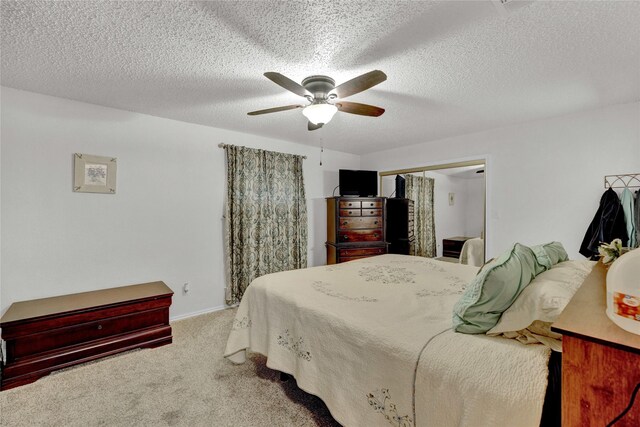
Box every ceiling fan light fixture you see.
[302,103,338,125]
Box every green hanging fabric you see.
[404,174,436,258]
[224,145,308,305]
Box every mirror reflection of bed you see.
[380,161,486,266]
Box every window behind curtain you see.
[224,145,308,305]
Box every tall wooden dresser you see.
[326,197,387,264]
[385,198,415,255]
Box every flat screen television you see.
[395,174,406,198]
[339,169,378,197]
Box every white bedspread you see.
[224,254,550,427]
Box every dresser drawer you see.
[339,217,382,230]
[339,200,361,209]
[443,240,462,252]
[339,247,386,257]
[339,229,383,242]
[339,209,361,217]
[361,208,382,217]
[340,256,368,263]
[361,200,382,209]
[2,298,170,340]
[11,309,167,359]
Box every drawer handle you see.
[348,203,352,206]
[370,211,374,214]
[344,236,349,240]
[374,233,379,238]
[374,221,378,225]
[343,221,348,225]
[97,324,103,330]
[348,211,352,214]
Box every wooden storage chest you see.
[0,281,173,390]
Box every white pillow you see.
[487,260,596,350]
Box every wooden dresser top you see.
[443,236,474,242]
[552,262,640,354]
[1,281,173,325]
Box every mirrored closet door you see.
[380,160,486,266]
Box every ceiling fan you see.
[248,70,387,131]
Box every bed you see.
[224,254,562,426]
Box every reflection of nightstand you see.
[552,263,640,426]
[442,236,473,259]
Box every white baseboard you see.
[170,304,228,322]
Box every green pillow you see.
[531,241,569,270]
[452,243,544,334]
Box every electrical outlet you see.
[183,282,190,294]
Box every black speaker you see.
[395,175,405,198]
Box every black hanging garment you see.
[579,188,628,259]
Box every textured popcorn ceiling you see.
[1,1,639,154]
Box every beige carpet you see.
[0,308,340,426]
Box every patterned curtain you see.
[404,174,436,258]
[224,145,308,305]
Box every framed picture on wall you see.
[73,153,117,194]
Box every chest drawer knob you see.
[97,324,103,330]
[348,203,353,206]
[374,233,379,238]
[374,221,378,225]
[343,221,348,225]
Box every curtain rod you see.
[218,143,307,159]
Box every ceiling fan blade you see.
[336,101,385,117]
[264,72,311,98]
[308,122,323,131]
[331,70,387,99]
[247,104,304,116]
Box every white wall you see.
[465,177,485,238]
[2,88,639,320]
[0,87,359,319]
[362,102,640,260]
